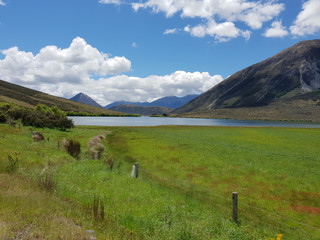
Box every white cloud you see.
[17,71,223,106]
[290,0,320,36]
[264,20,289,38]
[163,28,178,35]
[131,0,285,29]
[99,0,121,5]
[0,0,5,6]
[184,19,251,42]
[0,37,131,85]
[0,38,223,105]
[132,42,138,48]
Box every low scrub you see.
[63,139,81,159]
[4,152,19,173]
[0,102,73,131]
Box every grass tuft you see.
[38,167,57,192]
[63,138,81,159]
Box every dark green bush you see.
[0,113,7,123]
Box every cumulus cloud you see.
[0,38,223,105]
[264,20,289,38]
[0,0,5,6]
[131,0,285,29]
[0,37,131,85]
[290,0,320,36]
[185,19,251,42]
[50,71,223,105]
[163,28,178,35]
[99,0,121,5]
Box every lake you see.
[69,116,320,128]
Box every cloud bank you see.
[0,37,223,105]
[130,0,285,41]
[100,0,320,39]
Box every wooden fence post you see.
[135,162,139,178]
[232,192,238,222]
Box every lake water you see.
[69,116,320,128]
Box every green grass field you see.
[0,124,319,239]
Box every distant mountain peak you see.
[70,92,102,108]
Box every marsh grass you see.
[38,168,57,192]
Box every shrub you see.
[0,113,7,123]
[5,152,19,173]
[63,139,81,159]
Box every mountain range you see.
[68,93,199,115]
[173,39,320,121]
[104,95,199,109]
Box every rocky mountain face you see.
[109,104,173,116]
[70,93,102,108]
[174,40,320,114]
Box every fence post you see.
[135,162,139,178]
[232,192,238,223]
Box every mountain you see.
[173,40,320,121]
[0,79,126,115]
[109,104,173,116]
[70,93,102,108]
[105,101,150,109]
[105,95,199,109]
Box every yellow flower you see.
[276,234,283,240]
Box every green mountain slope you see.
[0,79,124,115]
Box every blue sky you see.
[0,0,319,105]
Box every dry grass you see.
[0,173,95,240]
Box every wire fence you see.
[131,163,320,240]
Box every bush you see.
[5,152,19,173]
[0,113,7,123]
[5,104,73,131]
[63,139,81,159]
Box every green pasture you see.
[0,124,319,239]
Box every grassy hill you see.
[0,79,127,115]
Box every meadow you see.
[0,124,319,239]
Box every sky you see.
[0,0,319,106]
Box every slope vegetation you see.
[0,79,124,115]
